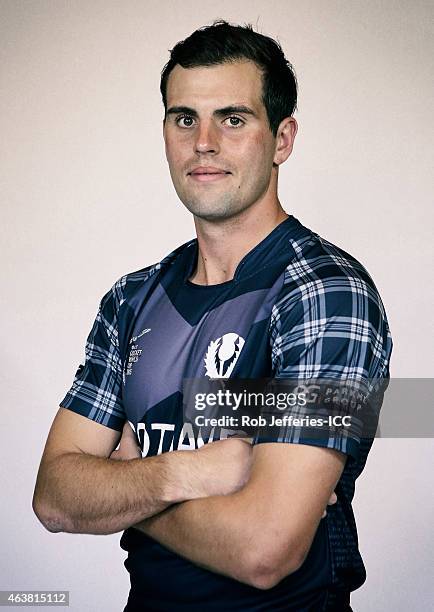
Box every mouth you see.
[188,167,231,182]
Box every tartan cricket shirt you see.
[60,215,393,611]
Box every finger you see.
[327,492,338,506]
[120,422,138,446]
[123,440,141,458]
[121,439,141,457]
[240,437,253,445]
[122,421,136,437]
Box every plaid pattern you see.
[60,259,168,430]
[271,236,390,378]
[258,232,392,460]
[60,243,191,428]
[262,231,392,598]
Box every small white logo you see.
[129,328,151,344]
[204,332,245,378]
[124,329,151,380]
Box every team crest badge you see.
[204,332,245,378]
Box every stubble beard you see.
[183,193,241,221]
[173,167,273,223]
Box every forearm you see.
[132,444,342,589]
[33,450,207,535]
[134,492,257,585]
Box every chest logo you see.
[204,332,245,379]
[124,329,151,381]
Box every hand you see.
[110,421,141,461]
[321,492,337,518]
[194,437,253,498]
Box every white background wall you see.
[1,1,433,610]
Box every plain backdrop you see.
[1,1,433,610]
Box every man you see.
[33,21,392,611]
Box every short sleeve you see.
[59,280,126,431]
[255,268,393,461]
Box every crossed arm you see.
[34,410,344,590]
[117,425,345,589]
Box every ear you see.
[273,117,298,165]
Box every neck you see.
[189,197,288,286]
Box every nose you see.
[194,120,220,155]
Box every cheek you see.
[238,135,273,175]
[236,137,274,194]
[166,150,185,177]
[165,134,189,166]
[244,131,272,158]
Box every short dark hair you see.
[160,20,298,136]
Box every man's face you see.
[163,60,280,221]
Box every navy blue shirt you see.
[61,216,392,610]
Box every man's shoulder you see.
[278,227,384,306]
[99,238,196,315]
[284,227,373,283]
[270,226,393,380]
[271,226,391,345]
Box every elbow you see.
[241,544,307,590]
[32,494,70,534]
[32,494,112,536]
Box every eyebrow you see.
[166,105,257,118]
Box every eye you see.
[223,116,244,128]
[176,115,195,128]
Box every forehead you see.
[166,60,265,112]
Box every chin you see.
[193,209,234,222]
[182,197,240,222]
